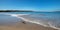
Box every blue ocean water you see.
[0,13,21,26]
[0,12,60,29]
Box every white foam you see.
[17,16,60,30]
[13,15,60,30]
[6,14,48,27]
[1,13,60,30]
[17,16,48,26]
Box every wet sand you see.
[0,14,58,30]
[0,21,58,30]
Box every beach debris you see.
[22,21,26,24]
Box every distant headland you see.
[0,10,60,12]
[0,10,33,12]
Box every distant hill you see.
[0,10,33,12]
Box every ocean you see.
[0,12,60,29]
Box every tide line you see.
[4,14,60,30]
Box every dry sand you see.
[0,22,58,30]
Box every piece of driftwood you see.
[22,21,26,24]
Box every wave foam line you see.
[11,15,59,30]
[16,16,60,30]
[2,13,60,30]
[5,14,49,27]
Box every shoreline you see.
[0,13,59,30]
[8,14,59,30]
[16,15,60,30]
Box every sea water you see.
[0,12,60,29]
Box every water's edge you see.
[0,13,60,30]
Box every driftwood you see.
[22,21,26,24]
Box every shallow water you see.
[0,12,60,29]
[0,14,21,26]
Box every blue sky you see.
[0,0,60,11]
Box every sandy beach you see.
[0,14,59,30]
[0,21,58,30]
